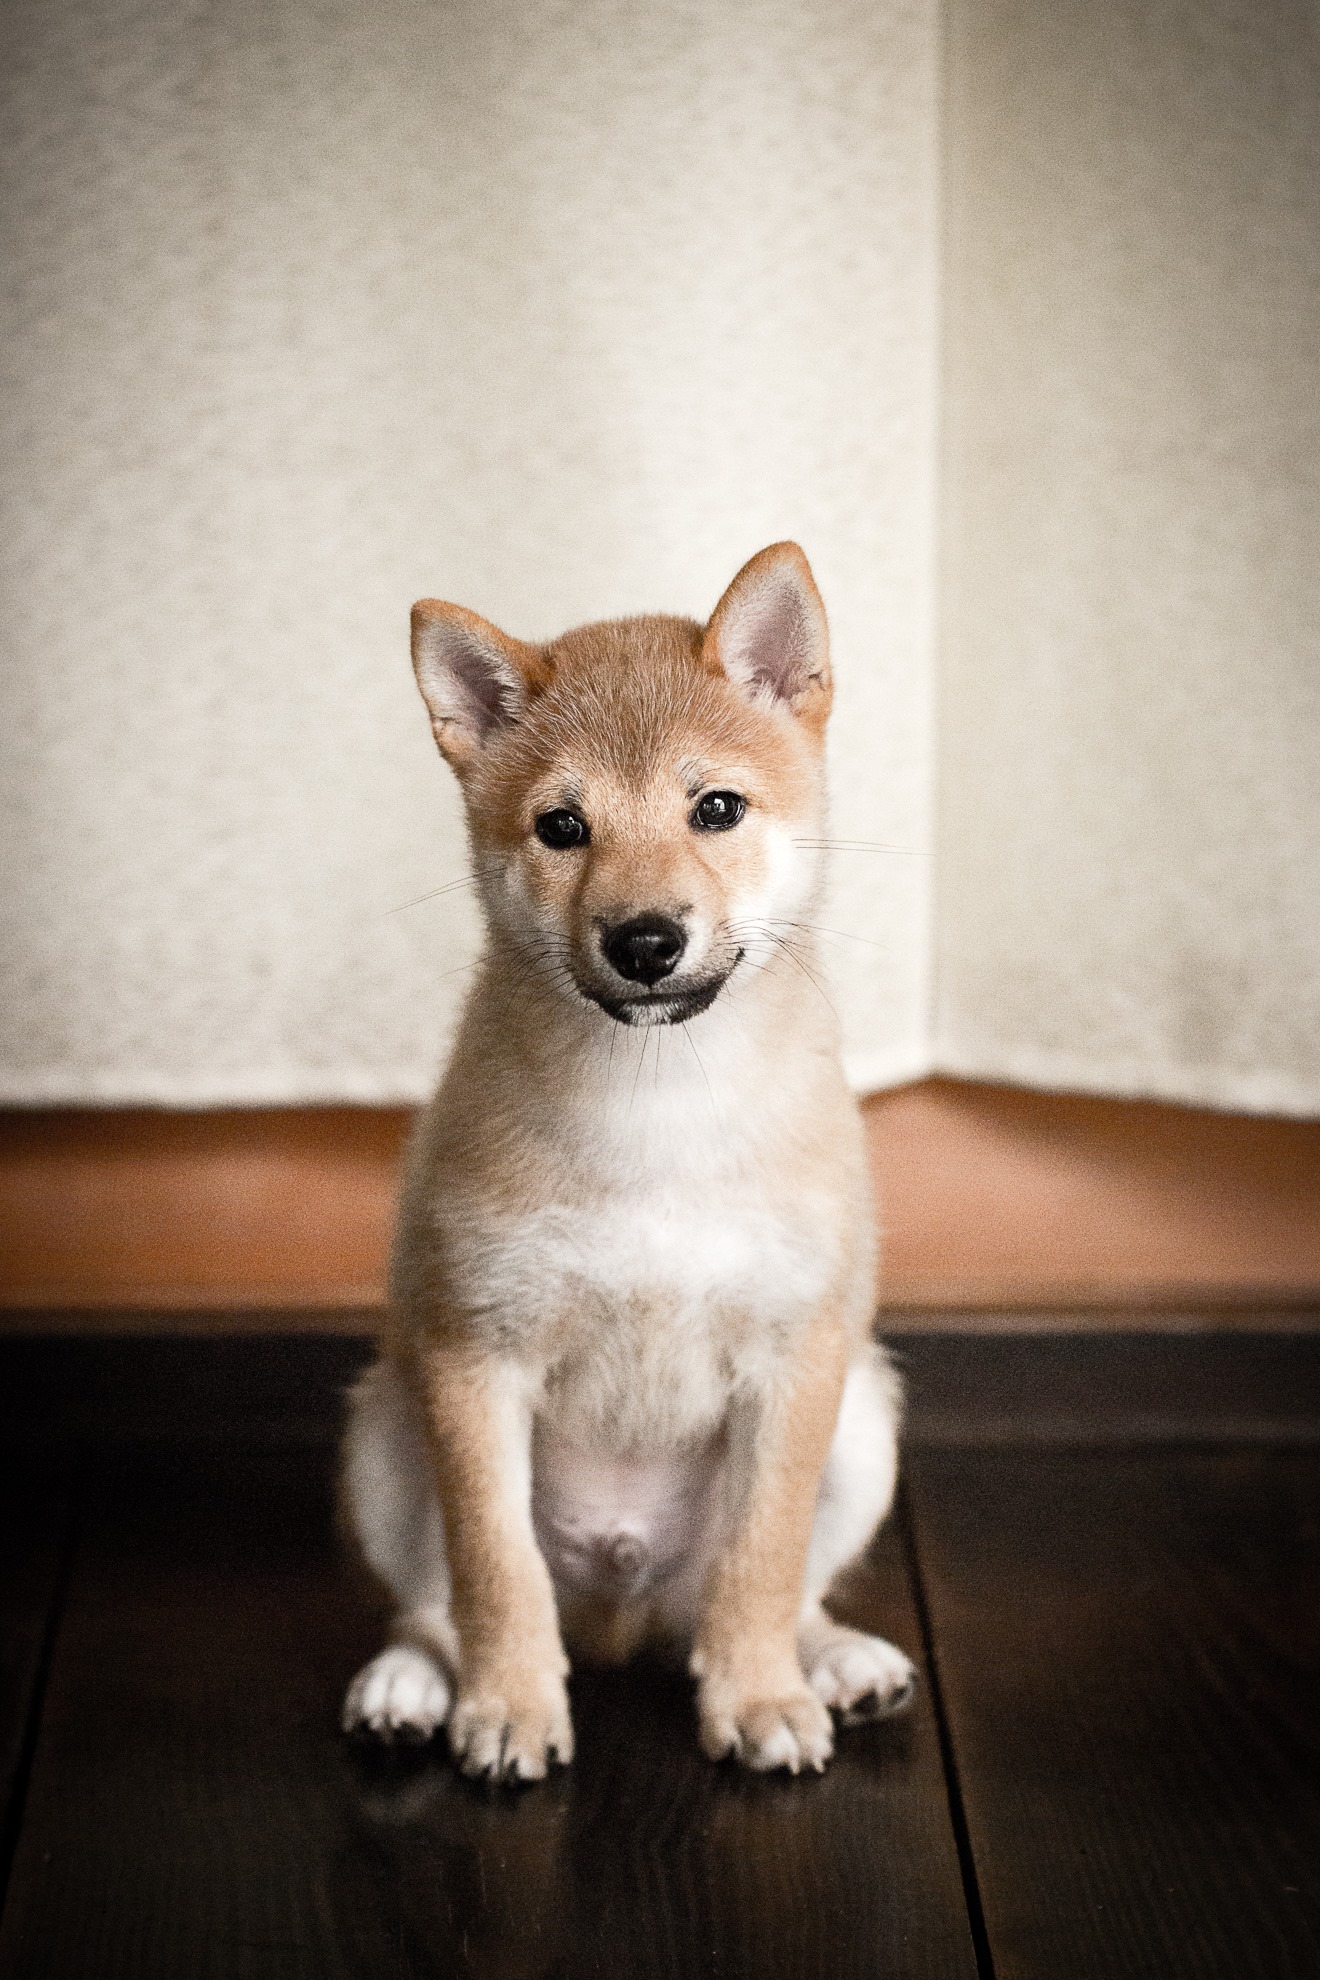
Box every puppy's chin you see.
[580,965,738,1027]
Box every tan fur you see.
[342,544,912,1778]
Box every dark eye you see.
[535,807,590,849]
[692,790,745,832]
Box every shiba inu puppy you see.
[342,543,914,1779]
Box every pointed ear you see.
[701,542,832,724]
[411,600,549,771]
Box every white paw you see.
[804,1626,916,1723]
[342,1645,451,1745]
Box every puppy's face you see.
[412,544,832,1026]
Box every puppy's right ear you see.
[411,601,549,772]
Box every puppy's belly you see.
[530,1426,723,1602]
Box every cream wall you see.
[3,0,1318,1115]
[935,0,1320,1115]
[0,0,939,1103]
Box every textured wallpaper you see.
[0,0,940,1101]
[935,0,1320,1115]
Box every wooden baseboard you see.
[1,1080,1318,1329]
[0,1106,409,1315]
[863,1080,1320,1308]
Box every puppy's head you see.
[411,543,832,1025]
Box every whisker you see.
[629,1025,651,1117]
[773,919,888,951]
[679,1018,717,1116]
[791,839,926,855]
[760,927,840,1021]
[381,873,478,916]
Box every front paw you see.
[448,1664,574,1783]
[695,1662,835,1774]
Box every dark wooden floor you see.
[1,1332,1318,1979]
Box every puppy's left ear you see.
[702,542,832,727]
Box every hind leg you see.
[341,1356,457,1744]
[798,1344,916,1720]
[341,1643,451,1744]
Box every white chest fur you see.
[459,1183,834,1453]
[473,1187,829,1327]
[419,995,851,1452]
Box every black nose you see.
[602,914,687,986]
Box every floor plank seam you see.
[0,1480,81,1931]
[898,1480,997,1980]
